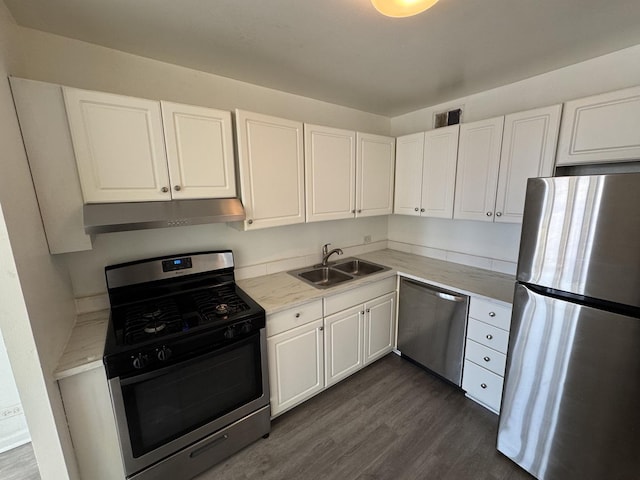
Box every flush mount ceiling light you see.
[371,0,440,18]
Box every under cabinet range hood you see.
[83,198,245,234]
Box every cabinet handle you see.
[486,212,493,217]
[161,187,169,193]
[483,356,491,362]
[420,208,425,212]
[489,312,496,317]
[481,383,487,389]
[352,210,356,214]
[357,209,362,213]
[319,326,324,331]
[414,207,419,212]
[248,219,254,225]
[486,334,493,340]
[361,311,365,315]
[174,185,182,191]
[366,309,370,313]
[295,313,300,318]
[496,212,502,217]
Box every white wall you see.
[0,3,79,479]
[388,43,640,269]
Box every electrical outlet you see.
[364,235,372,244]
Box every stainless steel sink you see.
[333,259,385,276]
[288,257,390,289]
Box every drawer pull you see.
[486,334,493,340]
[489,311,496,317]
[483,356,491,362]
[295,313,301,318]
[481,383,487,389]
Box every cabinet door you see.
[161,102,236,199]
[453,117,504,222]
[494,104,561,224]
[393,132,424,216]
[422,125,459,218]
[235,110,305,230]
[304,124,356,222]
[325,305,364,387]
[356,133,396,217]
[267,319,324,417]
[556,86,640,165]
[364,292,396,365]
[63,87,170,203]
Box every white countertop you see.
[55,249,515,379]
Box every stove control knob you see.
[224,327,235,339]
[132,353,149,370]
[241,322,252,334]
[156,346,172,362]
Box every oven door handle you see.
[119,331,259,386]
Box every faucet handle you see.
[322,243,331,255]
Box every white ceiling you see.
[5,0,640,116]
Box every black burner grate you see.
[191,285,251,322]
[122,298,184,345]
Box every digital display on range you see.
[162,257,192,272]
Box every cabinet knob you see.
[352,210,356,214]
[319,326,324,331]
[414,207,419,212]
[366,309,370,313]
[483,356,491,362]
[486,334,493,340]
[295,313,301,318]
[161,187,169,193]
[248,219,254,225]
[420,208,425,212]
[489,311,496,317]
[496,212,502,217]
[486,212,493,217]
[481,383,487,389]
[174,185,182,191]
[357,209,362,213]
[361,311,365,315]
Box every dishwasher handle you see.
[435,292,466,302]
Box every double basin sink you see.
[289,258,390,289]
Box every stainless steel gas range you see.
[103,251,270,480]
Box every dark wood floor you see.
[0,442,40,480]
[196,354,533,480]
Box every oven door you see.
[108,329,269,476]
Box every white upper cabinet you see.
[556,86,640,166]
[161,102,236,199]
[64,88,171,203]
[235,110,305,230]
[422,125,460,218]
[454,117,505,222]
[63,88,236,204]
[495,104,562,223]
[304,124,356,222]
[393,132,425,216]
[356,133,396,217]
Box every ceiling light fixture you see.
[371,0,440,18]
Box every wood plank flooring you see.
[0,443,40,480]
[196,354,533,480]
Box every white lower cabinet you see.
[324,305,364,387]
[363,292,396,365]
[462,296,512,414]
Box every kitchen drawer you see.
[324,276,396,316]
[467,318,509,354]
[469,297,512,331]
[462,360,504,413]
[267,299,323,337]
[465,339,506,377]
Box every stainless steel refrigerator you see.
[497,173,640,480]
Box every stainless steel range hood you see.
[83,198,245,234]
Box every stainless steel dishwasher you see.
[397,278,469,386]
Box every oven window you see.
[121,335,262,457]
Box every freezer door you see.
[497,284,640,480]
[517,174,640,307]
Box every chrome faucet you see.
[321,243,343,266]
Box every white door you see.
[356,133,396,217]
[161,102,236,199]
[556,85,640,165]
[235,110,305,230]
[495,104,562,223]
[324,305,364,387]
[63,87,170,203]
[304,124,356,222]
[422,125,459,218]
[364,293,396,365]
[267,319,324,417]
[453,116,505,222]
[393,132,425,216]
